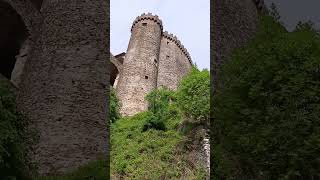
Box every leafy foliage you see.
[0,78,30,179]
[176,66,210,124]
[143,87,177,131]
[269,2,281,23]
[212,15,320,179]
[110,87,121,123]
[111,67,210,179]
[294,21,318,33]
[36,158,108,180]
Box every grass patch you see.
[111,112,206,179]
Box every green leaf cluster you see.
[0,78,29,179]
[143,87,178,131]
[110,67,210,179]
[213,15,320,179]
[110,87,121,123]
[177,66,210,124]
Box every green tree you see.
[143,87,177,131]
[294,21,317,32]
[176,66,210,124]
[269,2,281,22]
[213,15,320,179]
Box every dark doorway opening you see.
[0,2,28,79]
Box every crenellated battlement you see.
[162,31,192,64]
[131,12,163,32]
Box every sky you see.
[110,0,210,70]
[264,0,320,31]
[111,1,319,70]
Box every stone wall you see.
[14,0,109,175]
[157,31,192,90]
[212,0,263,88]
[116,13,162,116]
[117,13,192,116]
[157,33,179,90]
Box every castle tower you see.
[157,31,192,90]
[12,0,109,174]
[116,13,163,116]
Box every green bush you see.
[111,112,184,179]
[111,77,208,178]
[110,65,210,179]
[143,87,176,131]
[0,78,29,179]
[176,66,210,124]
[213,15,320,179]
[110,87,121,123]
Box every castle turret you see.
[116,13,163,116]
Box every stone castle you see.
[110,13,193,116]
[0,0,264,176]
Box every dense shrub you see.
[0,78,29,179]
[213,15,320,179]
[111,69,209,179]
[176,66,210,124]
[143,87,177,131]
[110,87,121,123]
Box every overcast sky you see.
[264,0,320,31]
[111,1,319,70]
[110,0,210,70]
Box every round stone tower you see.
[116,13,163,116]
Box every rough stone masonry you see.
[0,0,109,175]
[111,13,193,117]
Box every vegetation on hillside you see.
[111,66,210,179]
[212,15,320,179]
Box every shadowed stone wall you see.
[212,0,264,88]
[5,0,110,175]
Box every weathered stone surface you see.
[157,31,192,90]
[116,16,162,116]
[8,0,110,175]
[212,0,263,88]
[11,39,30,87]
